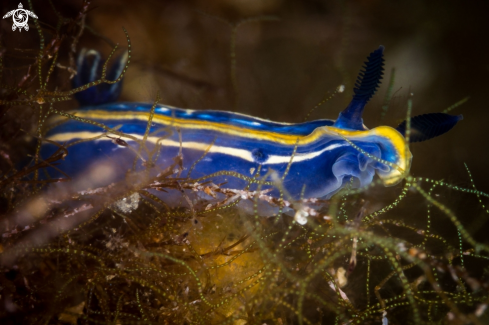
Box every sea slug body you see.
[41,46,462,212]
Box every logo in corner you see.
[2,3,38,32]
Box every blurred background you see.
[1,0,489,228]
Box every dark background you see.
[1,0,489,224]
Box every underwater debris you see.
[112,192,140,214]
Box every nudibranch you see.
[41,46,462,207]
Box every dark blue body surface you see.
[39,46,461,217]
